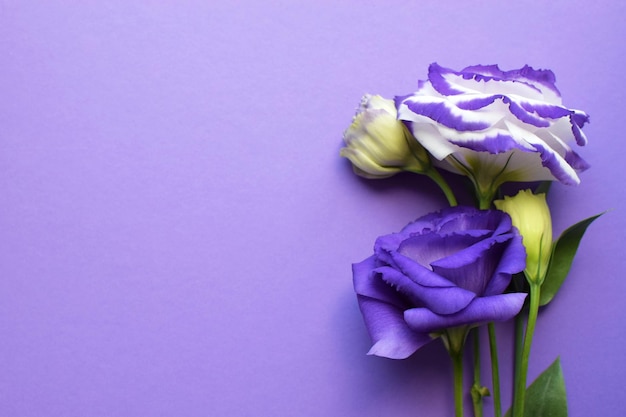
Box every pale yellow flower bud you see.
[494,190,553,284]
[340,94,429,179]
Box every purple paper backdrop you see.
[1,1,624,416]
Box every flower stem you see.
[452,349,464,417]
[512,283,541,417]
[425,168,458,207]
[487,323,502,417]
[512,313,524,417]
[471,330,484,417]
[444,328,467,417]
[477,191,493,210]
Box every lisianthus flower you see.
[340,94,431,178]
[396,63,590,202]
[353,207,527,359]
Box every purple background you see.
[1,1,624,416]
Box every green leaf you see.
[523,358,568,417]
[504,358,568,417]
[539,212,604,306]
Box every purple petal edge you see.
[428,63,560,98]
[531,141,580,185]
[404,293,527,333]
[448,133,520,154]
[460,63,560,96]
[404,99,491,132]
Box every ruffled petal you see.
[430,234,515,294]
[397,233,484,269]
[396,63,589,186]
[404,293,527,333]
[483,233,527,296]
[564,148,590,172]
[430,63,560,102]
[459,64,561,102]
[403,97,492,132]
[380,255,476,314]
[505,120,580,185]
[437,207,510,235]
[352,256,407,307]
[356,295,434,359]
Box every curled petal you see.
[397,233,484,269]
[357,295,434,359]
[431,233,516,294]
[483,234,527,296]
[404,293,528,334]
[353,256,406,307]
[404,98,492,132]
[379,256,476,314]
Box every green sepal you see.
[534,181,552,195]
[504,358,567,417]
[539,212,603,306]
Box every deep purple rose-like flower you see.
[396,63,590,194]
[353,207,527,359]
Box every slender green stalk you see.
[487,323,502,417]
[477,192,493,210]
[452,349,465,417]
[444,328,467,417]
[471,330,484,417]
[512,283,541,417]
[425,168,458,207]
[512,313,525,417]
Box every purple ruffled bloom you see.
[353,207,527,359]
[396,63,590,188]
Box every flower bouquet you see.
[341,64,602,417]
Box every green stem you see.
[452,349,464,417]
[487,323,502,417]
[512,313,525,417]
[512,283,541,417]
[471,330,484,417]
[425,168,458,207]
[444,328,467,417]
[477,191,493,210]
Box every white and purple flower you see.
[353,207,527,359]
[396,64,590,199]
